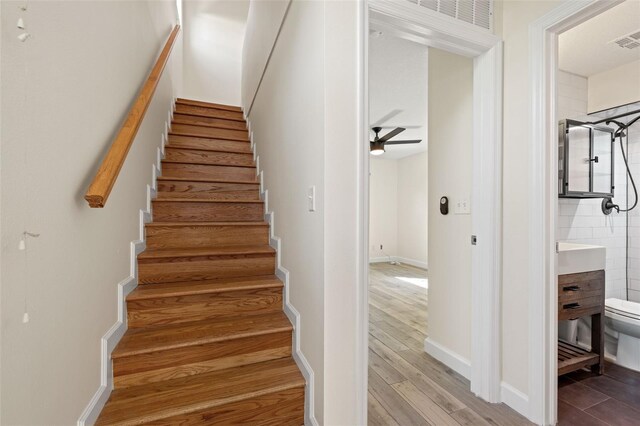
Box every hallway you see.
[368,263,531,425]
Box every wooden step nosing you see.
[164,145,254,156]
[173,109,247,123]
[127,281,283,301]
[161,159,257,169]
[113,325,293,358]
[161,160,256,169]
[173,114,247,129]
[107,380,304,425]
[156,176,259,185]
[146,221,269,227]
[138,247,275,260]
[170,127,249,143]
[171,122,249,134]
[168,132,250,144]
[152,198,263,204]
[176,98,243,112]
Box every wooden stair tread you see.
[128,275,282,300]
[157,176,258,184]
[147,221,268,228]
[176,98,243,112]
[172,113,247,131]
[166,143,253,155]
[174,107,246,123]
[114,311,291,357]
[138,244,275,260]
[153,198,262,204]
[96,357,304,425]
[171,124,249,142]
[162,159,256,168]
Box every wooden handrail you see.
[85,25,180,208]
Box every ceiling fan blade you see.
[384,139,422,145]
[378,125,422,129]
[371,109,403,127]
[378,127,406,143]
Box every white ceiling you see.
[369,33,428,160]
[559,0,640,77]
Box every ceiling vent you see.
[404,0,493,31]
[610,30,640,50]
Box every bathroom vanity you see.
[557,242,606,375]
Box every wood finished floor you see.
[368,263,532,426]
[558,361,640,426]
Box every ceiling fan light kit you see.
[369,126,421,156]
[370,139,385,155]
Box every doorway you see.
[530,0,638,424]
[361,1,504,423]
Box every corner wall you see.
[0,1,179,423]
[182,0,248,105]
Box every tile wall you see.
[556,71,630,300]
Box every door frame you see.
[528,1,623,424]
[360,0,504,419]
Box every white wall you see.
[242,0,363,423]
[182,0,248,105]
[500,0,562,396]
[427,48,473,361]
[397,152,428,267]
[369,159,398,259]
[369,153,428,268]
[243,1,325,422]
[0,1,179,423]
[241,0,290,112]
[588,59,640,114]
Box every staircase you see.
[96,99,305,425]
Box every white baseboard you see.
[369,256,394,263]
[369,256,428,270]
[500,382,529,419]
[77,98,174,426]
[247,124,318,426]
[424,337,471,380]
[395,256,428,270]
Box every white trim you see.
[424,338,471,379]
[470,40,503,404]
[528,1,622,424]
[77,98,174,426]
[246,127,319,426]
[364,0,504,414]
[501,382,530,419]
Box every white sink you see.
[557,242,606,275]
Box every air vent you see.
[610,30,640,50]
[404,0,493,31]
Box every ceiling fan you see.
[370,126,421,156]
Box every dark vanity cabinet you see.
[558,270,605,376]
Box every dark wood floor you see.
[368,263,532,426]
[559,361,640,426]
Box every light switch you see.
[308,186,316,212]
[455,198,471,215]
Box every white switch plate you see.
[455,198,471,215]
[308,186,316,212]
